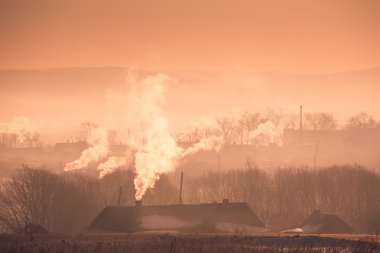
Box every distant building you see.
[88,201,267,233]
[283,210,353,234]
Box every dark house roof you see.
[88,202,265,232]
[299,210,353,234]
[21,223,48,234]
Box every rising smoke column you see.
[64,126,109,171]
[96,72,226,200]
[126,74,183,200]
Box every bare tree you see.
[107,130,119,145]
[304,112,337,130]
[233,118,245,144]
[263,109,282,127]
[346,112,377,129]
[21,131,41,148]
[216,117,235,144]
[0,167,66,231]
[241,111,262,144]
[0,166,104,233]
[78,121,98,142]
[184,165,380,232]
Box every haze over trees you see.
[1,110,378,149]
[346,112,378,129]
[303,113,337,130]
[0,164,379,233]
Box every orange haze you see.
[0,0,380,143]
[0,0,379,73]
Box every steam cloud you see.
[98,156,128,178]
[124,74,183,200]
[55,72,289,200]
[105,73,225,200]
[61,72,290,201]
[182,135,225,157]
[64,72,226,200]
[64,126,109,171]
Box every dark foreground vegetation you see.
[0,165,379,233]
[0,233,379,253]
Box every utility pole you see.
[300,105,303,145]
[117,185,123,206]
[218,153,221,172]
[178,172,184,205]
[300,105,303,133]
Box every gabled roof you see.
[21,223,48,234]
[299,210,353,234]
[88,202,265,232]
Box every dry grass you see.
[0,232,379,253]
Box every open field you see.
[0,232,379,253]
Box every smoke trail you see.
[128,74,183,200]
[98,72,226,200]
[97,147,135,177]
[98,156,128,178]
[182,135,225,157]
[64,126,109,171]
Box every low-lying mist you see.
[1,70,380,202]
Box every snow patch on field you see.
[282,225,321,234]
[138,215,200,230]
[215,222,268,233]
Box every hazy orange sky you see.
[1,0,380,144]
[1,0,380,73]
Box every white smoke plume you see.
[182,135,225,157]
[97,146,135,178]
[99,72,225,200]
[98,156,128,178]
[125,74,183,200]
[64,126,109,171]
[248,120,283,146]
[69,72,225,200]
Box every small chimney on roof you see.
[222,199,229,204]
[135,200,142,207]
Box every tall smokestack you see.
[178,172,184,205]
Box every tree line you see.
[0,164,379,233]
[178,111,380,145]
[184,164,380,232]
[1,111,379,148]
